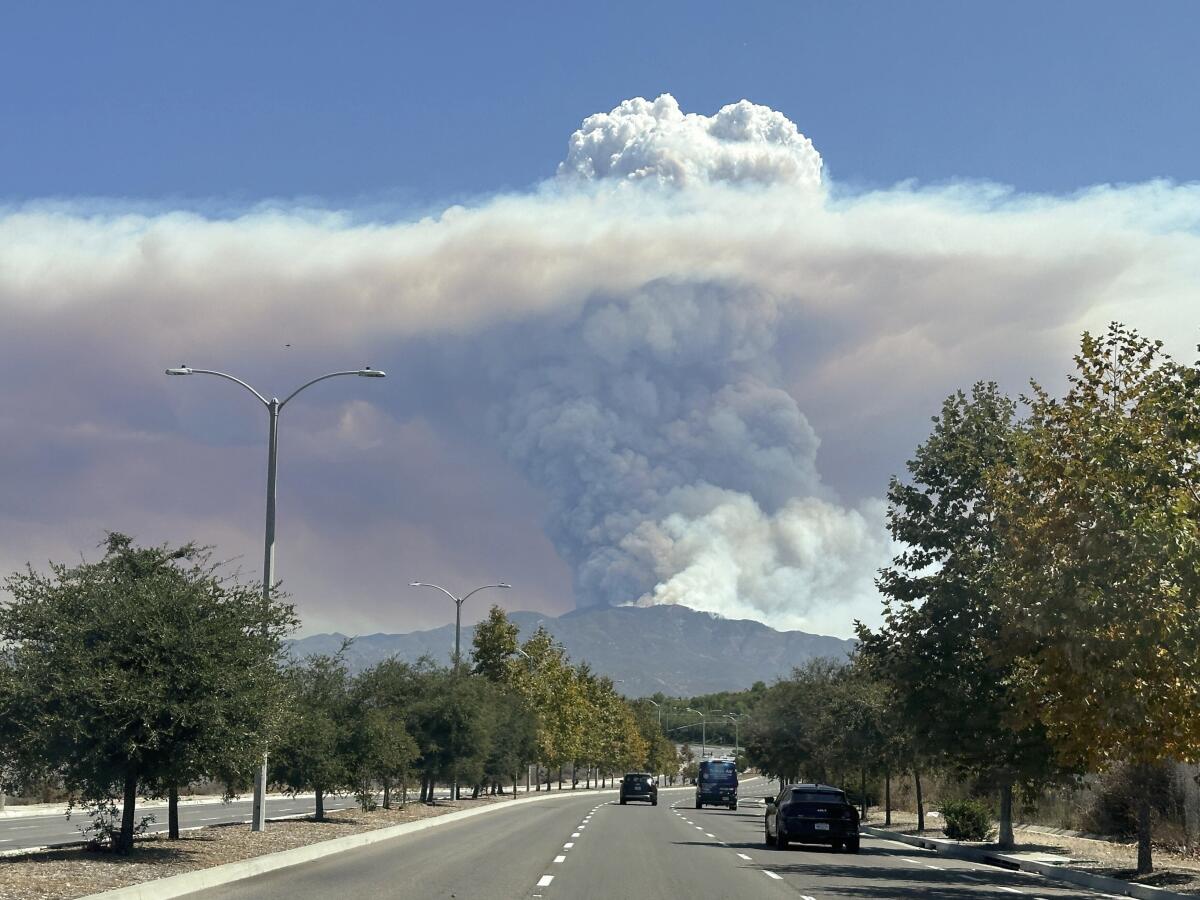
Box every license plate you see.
[814,823,830,831]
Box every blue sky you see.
[2,2,1198,639]
[3,1,1197,206]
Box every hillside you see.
[287,604,855,696]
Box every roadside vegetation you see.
[666,324,1200,877]
[0,549,673,854]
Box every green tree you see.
[0,534,295,851]
[994,325,1200,873]
[270,653,354,820]
[471,604,520,681]
[857,382,1066,847]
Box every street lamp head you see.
[165,366,193,376]
[357,368,386,378]
[409,581,424,587]
[498,582,512,589]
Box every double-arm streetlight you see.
[167,364,386,831]
[409,581,510,801]
[408,581,511,669]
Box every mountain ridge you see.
[287,604,855,696]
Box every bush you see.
[940,798,995,841]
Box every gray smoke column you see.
[491,95,890,630]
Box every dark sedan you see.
[765,783,860,852]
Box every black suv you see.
[765,783,860,852]
[620,772,658,805]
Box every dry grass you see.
[0,796,509,900]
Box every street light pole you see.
[409,581,511,801]
[409,581,512,670]
[167,364,385,831]
[686,708,707,759]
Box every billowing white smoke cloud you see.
[1,96,1198,636]
[559,93,823,189]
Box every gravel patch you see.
[0,796,509,900]
[870,808,1200,894]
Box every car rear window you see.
[789,791,844,803]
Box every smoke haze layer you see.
[1,95,1198,636]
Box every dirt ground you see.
[873,808,1200,895]
[0,796,509,900]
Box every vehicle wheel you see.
[729,801,737,810]
[777,829,789,850]
[696,800,703,809]
[765,826,776,847]
[846,837,860,854]
[652,798,658,806]
[620,797,626,805]
[832,840,844,852]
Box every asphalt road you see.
[0,794,358,852]
[191,777,1122,900]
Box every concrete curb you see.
[80,787,630,900]
[862,825,1195,900]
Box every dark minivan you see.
[765,783,860,852]
[620,772,658,805]
[696,758,738,809]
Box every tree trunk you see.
[998,779,1014,849]
[117,771,138,853]
[860,767,867,821]
[558,766,563,790]
[315,787,325,821]
[914,766,925,833]
[401,776,408,807]
[168,784,180,839]
[471,783,480,800]
[885,767,892,827]
[383,781,391,810]
[513,773,519,798]
[1138,767,1154,875]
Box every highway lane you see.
[164,777,1136,899]
[674,786,1120,900]
[0,795,358,852]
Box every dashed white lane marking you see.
[925,863,943,870]
[959,874,983,882]
[563,842,574,849]
[901,858,921,864]
[998,889,1022,895]
[536,875,554,887]
[705,832,715,838]
[764,871,783,880]
[553,855,566,863]
[571,832,581,838]
[737,853,752,860]
[694,826,703,830]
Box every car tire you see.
[832,840,844,852]
[652,798,658,806]
[846,837,860,854]
[696,800,703,809]
[620,797,626,805]
[765,826,775,847]
[729,801,737,810]
[777,828,789,850]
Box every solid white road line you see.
[998,888,1023,894]
[536,875,554,887]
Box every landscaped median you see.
[0,788,620,900]
[861,820,1200,900]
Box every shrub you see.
[940,798,995,841]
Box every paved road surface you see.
[193,777,1121,899]
[0,795,358,852]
